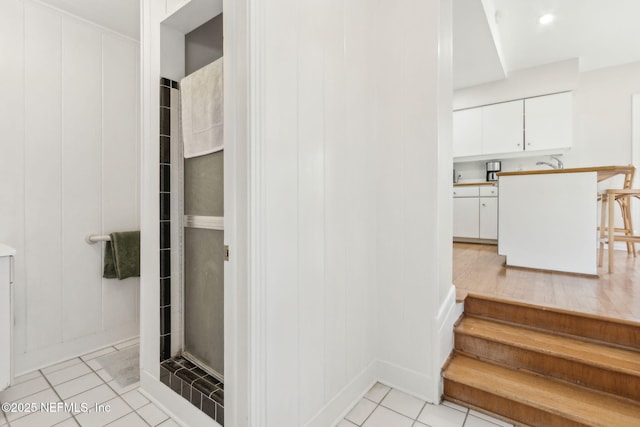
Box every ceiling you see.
[38,0,139,40]
[453,0,640,89]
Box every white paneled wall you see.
[261,0,454,425]
[0,0,139,374]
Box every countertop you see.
[0,243,16,257]
[453,182,497,187]
[497,165,634,182]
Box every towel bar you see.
[86,234,111,244]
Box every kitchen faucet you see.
[536,156,564,169]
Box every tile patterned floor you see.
[2,343,513,427]
[340,382,515,427]
[0,339,181,427]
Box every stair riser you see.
[455,335,640,402]
[464,297,640,350]
[444,380,585,427]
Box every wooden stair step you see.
[455,316,640,401]
[464,294,640,350]
[443,355,640,427]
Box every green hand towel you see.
[103,231,140,280]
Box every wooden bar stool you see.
[597,166,635,267]
[599,188,640,272]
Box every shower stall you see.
[157,7,225,425]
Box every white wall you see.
[572,62,640,168]
[0,0,140,375]
[260,0,455,425]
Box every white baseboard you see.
[374,359,435,403]
[305,288,459,427]
[140,370,219,427]
[435,285,463,399]
[16,323,139,375]
[304,361,378,427]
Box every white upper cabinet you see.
[524,92,573,152]
[453,92,572,160]
[453,108,482,157]
[482,100,524,156]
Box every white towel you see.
[180,57,224,158]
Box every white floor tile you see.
[418,403,467,427]
[157,419,181,427]
[107,379,139,396]
[468,410,513,427]
[81,347,117,362]
[464,415,507,427]
[336,419,358,427]
[95,370,113,383]
[362,406,413,427]
[54,373,104,400]
[364,383,391,404]
[5,388,59,422]
[9,407,71,427]
[75,397,131,426]
[45,363,92,386]
[64,384,117,414]
[0,376,50,402]
[345,398,377,425]
[414,423,429,427]
[120,390,149,410]
[136,402,169,426]
[53,418,80,426]
[13,370,43,385]
[41,359,83,375]
[86,359,101,371]
[105,412,148,427]
[114,338,139,350]
[0,410,6,426]
[380,389,426,419]
[442,400,469,414]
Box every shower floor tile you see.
[0,343,183,427]
[160,357,224,425]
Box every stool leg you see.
[623,196,637,256]
[617,197,633,254]
[609,191,615,273]
[599,194,607,267]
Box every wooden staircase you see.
[443,294,640,427]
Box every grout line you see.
[38,365,81,425]
[415,401,427,425]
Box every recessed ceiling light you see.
[539,13,555,25]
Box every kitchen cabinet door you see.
[479,197,498,240]
[453,197,479,239]
[524,92,573,152]
[453,108,482,158]
[482,100,524,156]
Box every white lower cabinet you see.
[453,197,480,238]
[453,186,498,242]
[479,197,498,240]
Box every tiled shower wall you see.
[159,77,178,361]
[158,77,225,425]
[159,77,185,361]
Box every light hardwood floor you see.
[453,242,640,322]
